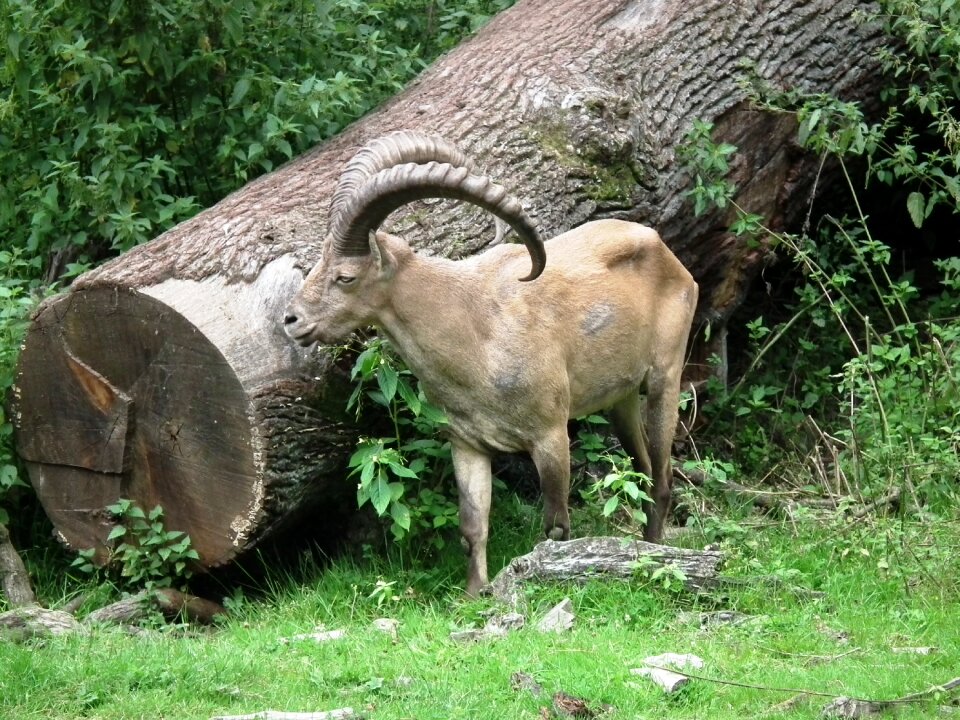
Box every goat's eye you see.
[335,274,356,286]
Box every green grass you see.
[2,499,959,720]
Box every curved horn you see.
[331,161,546,282]
[328,131,476,229]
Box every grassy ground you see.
[2,496,958,720]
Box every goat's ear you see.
[369,231,398,279]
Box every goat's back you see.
[473,218,697,418]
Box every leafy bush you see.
[346,337,458,545]
[0,0,514,271]
[0,249,46,524]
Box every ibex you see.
[284,131,698,596]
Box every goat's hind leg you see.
[610,392,659,539]
[451,439,493,596]
[642,368,683,543]
[531,426,572,542]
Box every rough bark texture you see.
[84,589,227,626]
[0,589,227,642]
[0,606,85,641]
[489,537,724,604]
[13,0,886,567]
[0,523,36,606]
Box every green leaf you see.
[390,501,411,531]
[377,363,399,403]
[7,32,22,61]
[107,526,127,540]
[360,459,376,486]
[230,76,252,108]
[396,377,421,415]
[387,461,418,479]
[602,496,619,517]
[371,471,391,516]
[349,440,383,469]
[351,345,381,380]
[906,191,926,228]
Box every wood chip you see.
[511,671,545,699]
[210,709,355,720]
[891,646,936,655]
[537,598,575,633]
[279,628,346,644]
[631,653,705,694]
[371,618,399,640]
[484,612,525,636]
[820,697,882,718]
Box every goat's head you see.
[283,130,545,346]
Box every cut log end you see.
[13,288,264,567]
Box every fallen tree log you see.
[12,0,886,567]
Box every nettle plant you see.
[346,337,459,546]
[679,1,960,505]
[71,499,200,592]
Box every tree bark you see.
[489,537,724,604]
[0,523,36,606]
[12,0,886,567]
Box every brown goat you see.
[284,131,698,595]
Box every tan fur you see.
[285,218,698,595]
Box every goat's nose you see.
[283,311,298,326]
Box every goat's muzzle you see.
[282,307,318,346]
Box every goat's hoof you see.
[547,526,568,541]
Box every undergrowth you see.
[677,0,960,521]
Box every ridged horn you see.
[331,161,546,282]
[328,131,476,230]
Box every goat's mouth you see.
[286,323,345,348]
[284,322,321,346]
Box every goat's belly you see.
[568,365,650,418]
[445,408,530,455]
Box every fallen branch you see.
[0,522,36,607]
[848,488,901,520]
[210,709,356,720]
[279,628,346,644]
[85,589,227,626]
[0,605,85,641]
[1,588,227,642]
[635,663,960,713]
[712,574,826,601]
[489,537,723,605]
[631,653,705,693]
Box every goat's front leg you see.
[451,439,493,596]
[531,426,571,542]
